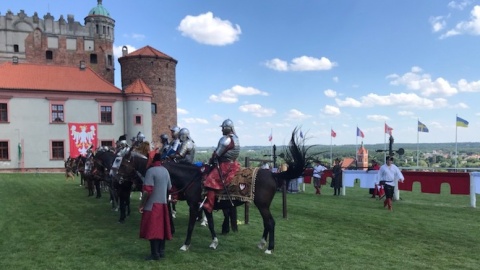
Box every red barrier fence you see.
[399,171,470,195]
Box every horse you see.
[90,147,117,202]
[64,157,76,181]
[117,128,306,254]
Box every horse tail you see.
[273,127,307,185]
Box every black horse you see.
[117,129,306,254]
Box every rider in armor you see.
[115,134,130,157]
[159,133,171,160]
[167,126,181,158]
[201,119,240,213]
[172,128,196,164]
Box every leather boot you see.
[383,198,388,208]
[315,187,320,194]
[372,185,378,198]
[387,198,393,211]
[145,240,160,260]
[158,239,165,258]
[202,190,216,213]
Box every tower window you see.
[90,54,98,64]
[107,55,112,66]
[151,103,157,114]
[46,50,53,60]
[13,45,19,52]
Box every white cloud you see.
[453,102,469,108]
[209,85,269,103]
[429,16,447,32]
[321,105,341,116]
[264,56,336,71]
[324,89,337,98]
[448,0,473,10]
[332,76,339,83]
[177,12,241,46]
[398,111,414,116]
[457,79,480,92]
[181,118,209,124]
[335,97,362,107]
[440,5,480,38]
[285,109,312,121]
[177,108,189,115]
[122,33,146,41]
[367,115,389,122]
[336,92,449,109]
[113,45,136,59]
[238,104,276,117]
[264,58,288,71]
[387,67,458,97]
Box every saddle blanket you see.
[216,167,259,203]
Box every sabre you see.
[216,159,235,207]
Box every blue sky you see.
[5,0,480,147]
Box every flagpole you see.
[330,127,333,166]
[455,115,458,170]
[416,119,419,168]
[270,128,273,165]
[384,122,387,162]
[355,126,358,168]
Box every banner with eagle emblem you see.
[68,123,98,157]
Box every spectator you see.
[331,158,343,196]
[312,160,326,195]
[378,156,404,211]
[139,153,172,260]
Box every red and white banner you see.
[68,123,98,157]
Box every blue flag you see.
[418,121,429,132]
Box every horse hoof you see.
[257,239,267,250]
[172,211,176,219]
[118,220,125,224]
[180,245,189,251]
[209,237,219,249]
[265,249,273,255]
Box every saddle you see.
[214,167,259,202]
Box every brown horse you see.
[117,128,307,254]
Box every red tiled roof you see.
[124,78,152,95]
[126,45,176,61]
[0,62,121,94]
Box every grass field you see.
[0,173,479,270]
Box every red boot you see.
[387,198,393,211]
[383,198,388,208]
[315,187,320,194]
[372,184,378,198]
[202,190,216,213]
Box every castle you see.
[0,1,177,171]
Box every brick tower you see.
[118,45,178,141]
[0,0,115,84]
[356,142,369,170]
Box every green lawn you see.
[0,173,479,270]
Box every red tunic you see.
[204,161,240,190]
[139,165,172,240]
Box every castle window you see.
[13,45,19,52]
[151,103,157,114]
[0,141,8,160]
[101,140,114,147]
[135,115,142,125]
[103,26,106,34]
[46,50,53,60]
[96,24,99,34]
[90,54,98,64]
[51,104,64,123]
[0,103,8,122]
[107,55,112,66]
[100,105,112,123]
[51,141,65,160]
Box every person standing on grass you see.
[139,153,172,260]
[312,160,326,195]
[378,156,404,211]
[331,158,343,196]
